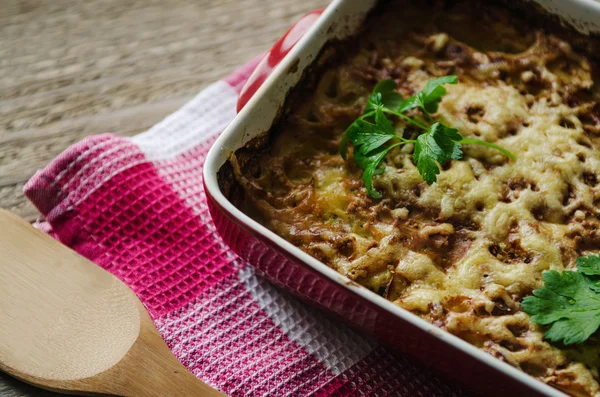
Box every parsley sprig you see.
[340,76,515,198]
[523,255,600,345]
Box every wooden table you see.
[0,0,328,395]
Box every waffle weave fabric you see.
[23,57,467,397]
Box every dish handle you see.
[236,9,324,113]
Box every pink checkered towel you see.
[24,57,468,396]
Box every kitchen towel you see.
[24,56,466,396]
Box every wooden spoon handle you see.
[104,307,222,397]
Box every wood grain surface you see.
[0,0,328,395]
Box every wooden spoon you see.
[0,210,224,397]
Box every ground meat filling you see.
[231,1,600,395]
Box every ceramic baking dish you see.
[204,1,600,395]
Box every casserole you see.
[204,1,600,395]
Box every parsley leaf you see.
[522,255,600,345]
[341,107,396,160]
[355,144,399,199]
[348,108,396,152]
[398,75,458,115]
[414,123,463,184]
[577,255,600,276]
[344,108,399,197]
[522,271,600,345]
[365,79,404,114]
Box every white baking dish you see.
[204,1,600,395]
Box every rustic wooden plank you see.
[0,0,329,394]
[0,0,328,218]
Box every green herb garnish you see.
[340,76,515,198]
[397,75,458,115]
[413,122,463,184]
[522,255,600,345]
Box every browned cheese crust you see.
[230,1,600,395]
